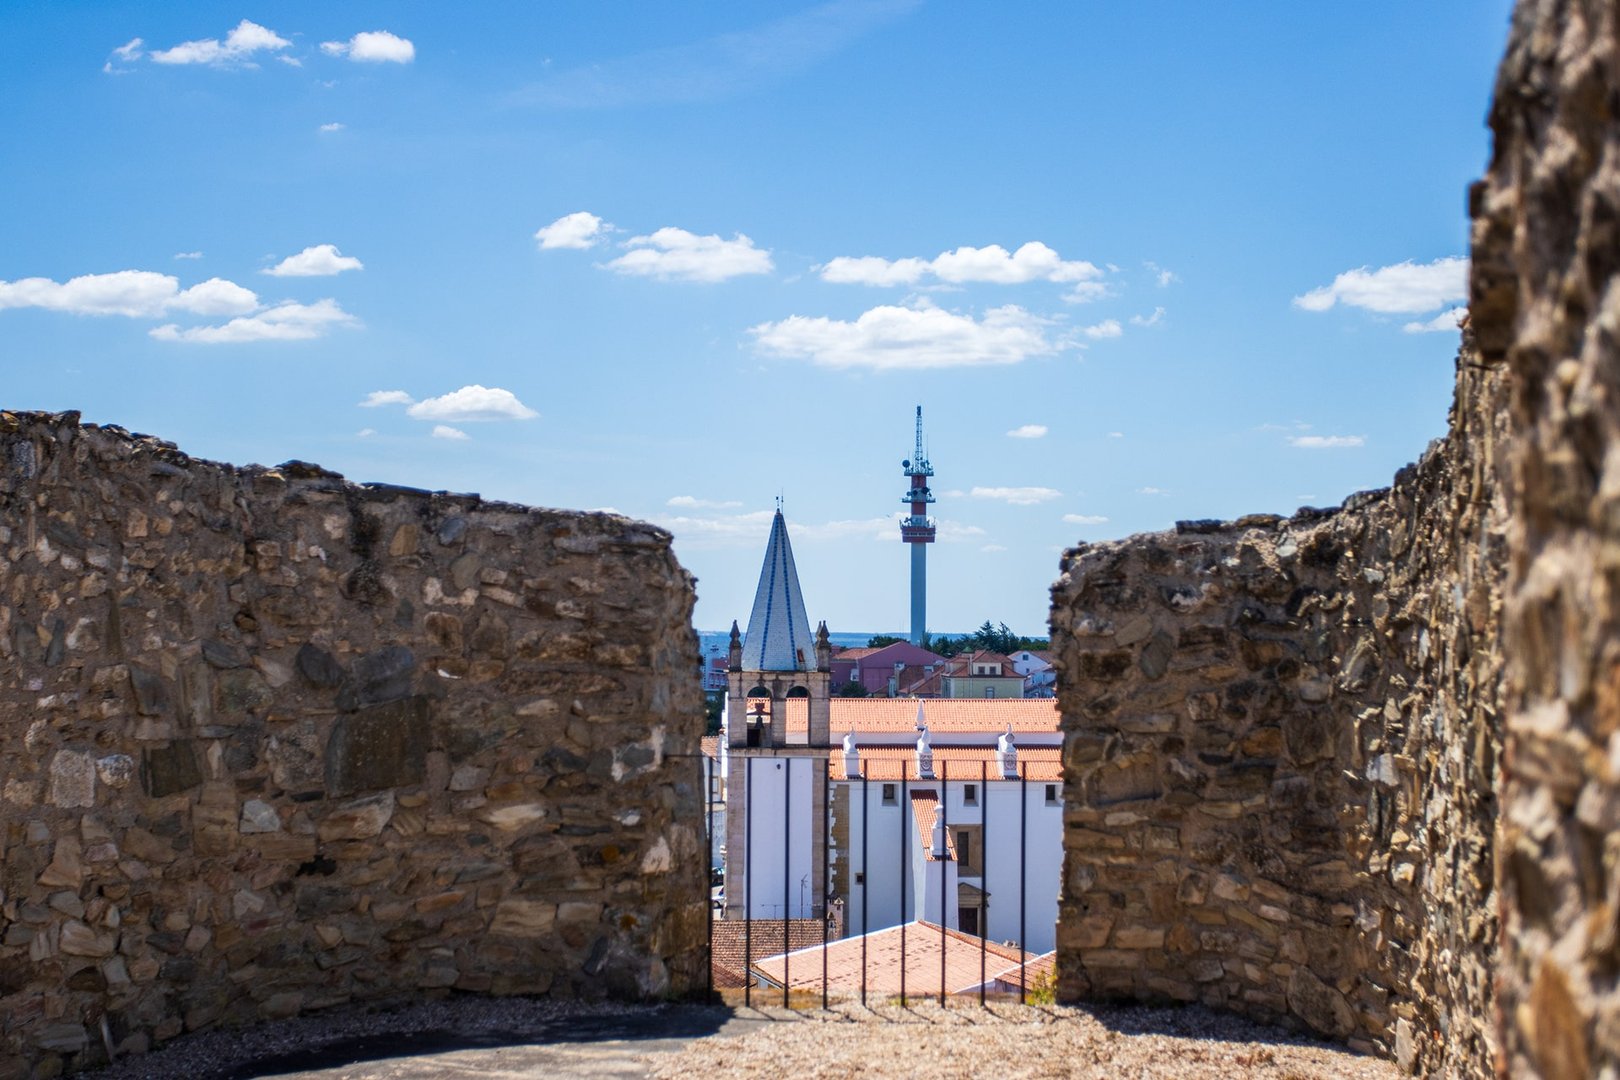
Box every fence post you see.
[939,768,947,1007]
[900,772,909,1007]
[861,768,868,1008]
[822,759,830,1011]
[783,758,791,1008]
[745,756,753,1009]
[1019,763,1027,1005]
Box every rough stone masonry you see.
[0,413,708,1077]
[1053,1,1620,1077]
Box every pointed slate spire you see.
[741,509,815,672]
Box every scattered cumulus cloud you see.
[1006,424,1047,439]
[1107,431,1124,439]
[535,211,607,251]
[1293,256,1467,315]
[104,37,145,73]
[357,428,377,438]
[321,31,416,64]
[319,122,345,133]
[968,486,1061,505]
[1289,434,1365,449]
[150,299,355,343]
[147,19,291,67]
[751,300,1064,371]
[406,385,538,422]
[1146,261,1178,287]
[1062,281,1111,304]
[360,390,414,408]
[1403,307,1467,334]
[820,241,1100,288]
[264,244,363,277]
[1082,319,1122,340]
[667,495,743,509]
[1063,513,1109,525]
[981,544,1007,553]
[0,270,258,318]
[431,425,469,441]
[173,251,203,260]
[604,228,772,283]
[1130,307,1165,327]
[1137,486,1169,496]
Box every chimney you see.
[842,731,860,779]
[931,808,948,859]
[997,724,1018,779]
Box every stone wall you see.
[0,412,707,1077]
[1050,328,1507,1073]
[1053,1,1620,1076]
[1476,3,1620,1077]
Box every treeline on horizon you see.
[868,620,1049,657]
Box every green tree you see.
[866,634,906,648]
[703,691,725,735]
[835,680,869,697]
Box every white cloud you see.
[1294,256,1467,315]
[1083,319,1122,339]
[0,270,258,318]
[535,211,607,251]
[1062,281,1111,304]
[149,20,291,67]
[174,251,203,260]
[321,31,416,64]
[819,255,930,286]
[667,495,743,509]
[360,390,414,408]
[265,244,363,277]
[1063,513,1109,525]
[1289,434,1365,449]
[150,299,355,344]
[319,122,345,133]
[1403,306,1467,334]
[1146,262,1178,287]
[406,385,538,422]
[820,241,1099,288]
[981,544,1007,553]
[1137,486,1169,496]
[104,37,144,73]
[969,486,1061,505]
[751,300,1063,371]
[171,277,261,315]
[431,425,469,441]
[1107,431,1124,439]
[357,428,377,438]
[1130,307,1165,327]
[1007,424,1047,439]
[604,227,772,283]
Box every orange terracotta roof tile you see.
[711,918,828,989]
[909,791,956,861]
[700,735,721,760]
[831,746,1062,782]
[830,698,1059,734]
[751,921,1027,997]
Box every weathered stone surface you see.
[1286,968,1356,1040]
[0,412,705,1076]
[325,696,431,796]
[141,741,202,798]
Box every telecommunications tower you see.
[899,406,936,645]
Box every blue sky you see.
[1,2,1513,636]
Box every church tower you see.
[900,406,936,645]
[724,508,832,921]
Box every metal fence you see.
[703,753,1050,1009]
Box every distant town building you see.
[830,640,945,696]
[900,650,1027,699]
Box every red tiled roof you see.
[984,950,1057,994]
[830,698,1059,734]
[830,746,1062,782]
[700,736,721,760]
[751,921,1026,997]
[711,918,828,988]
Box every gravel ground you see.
[649,1001,1401,1080]
[82,996,1400,1079]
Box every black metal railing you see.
[701,750,1049,1009]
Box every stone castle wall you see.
[1477,3,1620,1077]
[1054,1,1620,1075]
[1050,331,1507,1073]
[0,412,707,1077]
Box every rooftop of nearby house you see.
[829,746,1062,782]
[711,919,829,989]
[830,698,1059,734]
[750,920,1028,996]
